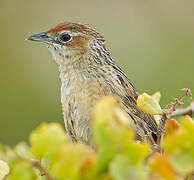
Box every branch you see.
[29,159,55,180]
[14,154,55,180]
[156,88,192,150]
[161,88,192,127]
[169,101,194,118]
[165,88,192,116]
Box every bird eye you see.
[58,33,72,43]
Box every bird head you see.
[28,22,106,66]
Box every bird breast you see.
[59,64,109,144]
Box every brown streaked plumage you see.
[28,22,159,145]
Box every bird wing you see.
[109,64,159,143]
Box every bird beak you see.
[27,32,53,42]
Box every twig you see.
[169,101,194,118]
[14,154,55,180]
[156,88,192,151]
[3,144,55,180]
[29,159,55,180]
[164,88,192,116]
[161,88,192,127]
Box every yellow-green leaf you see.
[30,123,68,159]
[50,143,95,180]
[137,93,162,115]
[152,91,161,102]
[14,142,33,159]
[110,155,148,180]
[164,116,194,174]
[9,162,36,180]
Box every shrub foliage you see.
[0,93,194,180]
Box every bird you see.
[28,22,159,145]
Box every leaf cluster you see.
[0,94,194,180]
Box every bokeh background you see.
[0,0,194,145]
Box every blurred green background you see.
[0,0,193,145]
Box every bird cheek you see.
[65,35,91,55]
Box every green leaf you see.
[93,96,149,176]
[122,142,149,166]
[164,117,194,174]
[14,142,33,159]
[9,162,36,180]
[29,123,68,159]
[94,123,117,175]
[0,146,16,168]
[110,155,148,180]
[50,143,95,180]
[93,97,134,175]
[110,155,129,180]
